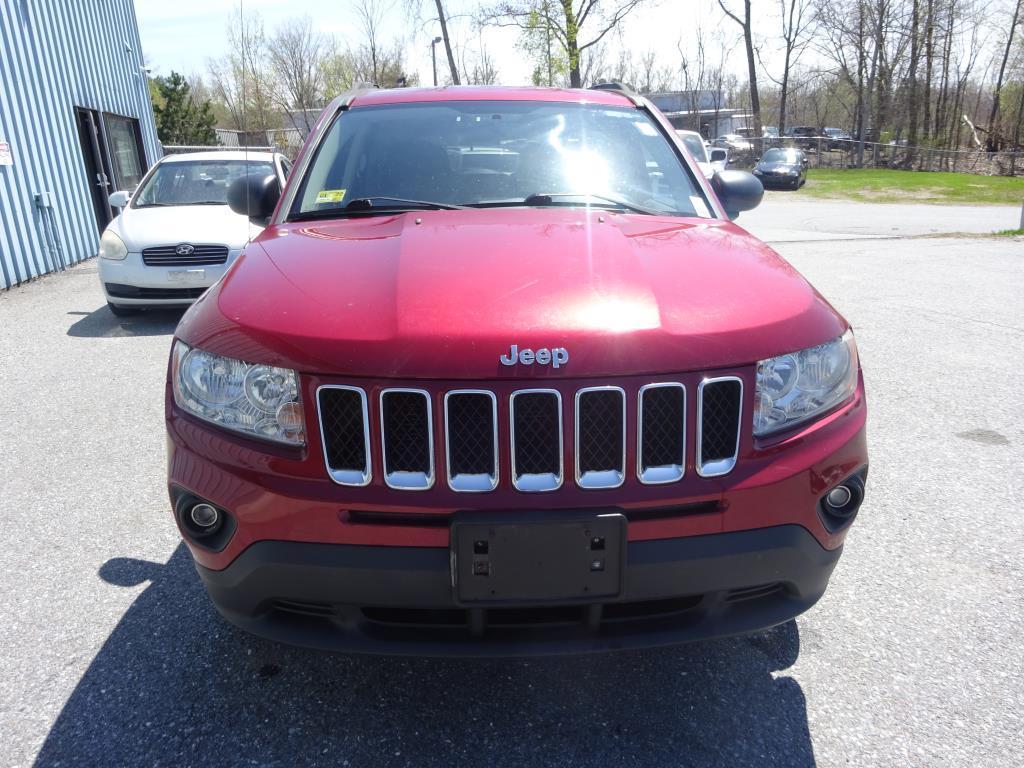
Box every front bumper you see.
[99,251,238,306]
[198,524,841,656]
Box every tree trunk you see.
[986,0,1023,149]
[905,0,921,164]
[778,53,790,136]
[921,0,934,146]
[561,0,582,88]
[434,0,460,85]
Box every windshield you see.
[762,148,800,163]
[678,133,708,163]
[292,101,708,219]
[133,159,275,208]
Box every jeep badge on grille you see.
[499,344,569,368]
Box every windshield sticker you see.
[690,196,711,218]
[316,189,346,204]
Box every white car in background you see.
[98,150,290,315]
[675,130,728,179]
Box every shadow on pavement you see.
[35,545,815,767]
[66,305,185,338]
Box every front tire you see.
[107,302,140,317]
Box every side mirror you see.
[709,148,728,163]
[108,190,130,209]
[711,170,764,220]
[227,174,281,222]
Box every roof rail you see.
[589,82,643,107]
[162,145,278,154]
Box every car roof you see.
[158,150,278,164]
[349,85,635,109]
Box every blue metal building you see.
[0,0,160,290]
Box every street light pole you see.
[431,36,443,87]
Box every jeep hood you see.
[177,208,845,379]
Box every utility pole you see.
[431,36,442,86]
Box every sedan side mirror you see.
[709,148,728,163]
[227,174,281,223]
[108,190,130,209]
[711,170,764,220]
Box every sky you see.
[132,0,762,90]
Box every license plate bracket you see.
[450,512,626,605]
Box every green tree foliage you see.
[151,72,218,145]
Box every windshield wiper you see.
[522,192,661,216]
[289,196,467,222]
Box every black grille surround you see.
[142,244,229,266]
[315,375,747,493]
[105,283,207,300]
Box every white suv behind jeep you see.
[98,150,290,316]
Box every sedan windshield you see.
[762,148,800,163]
[678,133,708,163]
[292,101,708,219]
[133,159,275,208]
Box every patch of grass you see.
[995,228,1024,236]
[792,168,1024,205]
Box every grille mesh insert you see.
[700,380,742,463]
[446,393,495,477]
[512,392,561,478]
[640,386,685,470]
[577,389,624,473]
[381,391,431,474]
[318,388,367,475]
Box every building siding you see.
[0,0,160,290]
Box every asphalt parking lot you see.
[1,201,1022,767]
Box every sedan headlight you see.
[753,330,859,437]
[171,341,305,445]
[99,229,127,260]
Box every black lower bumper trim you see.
[196,525,841,656]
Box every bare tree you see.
[434,0,462,84]
[206,6,277,137]
[986,0,1023,148]
[718,0,762,137]
[267,17,330,135]
[485,0,651,88]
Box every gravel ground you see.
[0,220,1021,767]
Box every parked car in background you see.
[713,133,754,156]
[753,147,808,189]
[676,129,728,178]
[762,126,780,139]
[98,150,291,315]
[823,127,853,150]
[166,85,867,656]
[783,126,820,150]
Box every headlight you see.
[753,330,859,437]
[99,230,127,260]
[171,341,305,445]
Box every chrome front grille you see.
[575,387,626,489]
[510,390,563,492]
[141,244,228,266]
[696,377,743,477]
[316,375,745,492]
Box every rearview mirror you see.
[711,170,764,220]
[227,174,281,222]
[108,190,130,209]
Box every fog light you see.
[190,503,220,528]
[826,486,852,508]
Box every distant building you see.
[647,91,743,139]
[0,0,160,290]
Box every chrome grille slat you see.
[696,377,743,478]
[637,383,686,485]
[142,244,228,266]
[444,390,498,492]
[510,389,563,492]
[575,387,626,489]
[380,389,434,490]
[316,385,371,487]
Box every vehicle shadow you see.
[66,305,185,338]
[34,544,815,767]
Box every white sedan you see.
[98,150,290,315]
[675,130,728,179]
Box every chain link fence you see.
[721,137,1024,177]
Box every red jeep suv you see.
[166,86,867,655]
